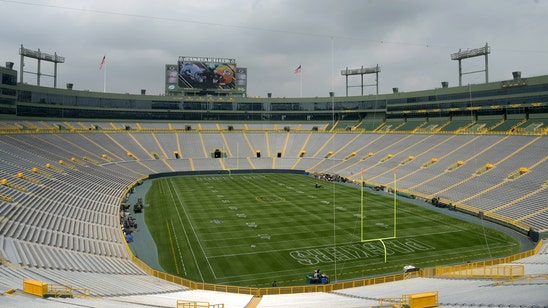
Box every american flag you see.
[294,64,301,74]
[99,56,106,70]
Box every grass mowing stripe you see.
[144,173,520,287]
[167,178,220,280]
[172,178,224,280]
[164,179,206,281]
[170,220,187,276]
[165,219,180,275]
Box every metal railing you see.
[125,240,543,296]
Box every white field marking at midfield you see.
[170,219,187,275]
[197,176,337,255]
[199,177,224,181]
[163,179,207,281]
[200,177,365,251]
[238,175,267,180]
[228,180,360,244]
[238,177,331,224]
[206,220,368,258]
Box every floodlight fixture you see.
[451,44,491,61]
[341,64,381,96]
[19,44,65,88]
[451,43,490,86]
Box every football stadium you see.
[0,47,547,308]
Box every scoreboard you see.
[165,56,247,96]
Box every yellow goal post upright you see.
[360,168,397,263]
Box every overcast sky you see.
[1,0,547,98]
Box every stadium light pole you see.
[451,43,490,86]
[360,168,364,243]
[340,65,380,96]
[19,44,65,88]
[329,90,338,282]
[393,167,397,238]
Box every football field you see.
[144,173,520,287]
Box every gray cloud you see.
[1,0,547,97]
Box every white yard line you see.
[167,178,217,280]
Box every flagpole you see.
[299,70,302,98]
[394,167,397,238]
[294,65,302,97]
[100,55,106,92]
[103,62,107,93]
[360,168,364,241]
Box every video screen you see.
[178,61,237,90]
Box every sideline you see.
[125,180,165,272]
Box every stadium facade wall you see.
[2,64,548,122]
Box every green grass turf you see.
[144,173,520,287]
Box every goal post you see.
[360,168,398,263]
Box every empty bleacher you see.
[357,116,384,131]
[439,116,474,132]
[516,114,548,133]
[394,118,426,131]
[0,121,546,302]
[491,117,525,132]
[1,127,546,233]
[377,118,404,131]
